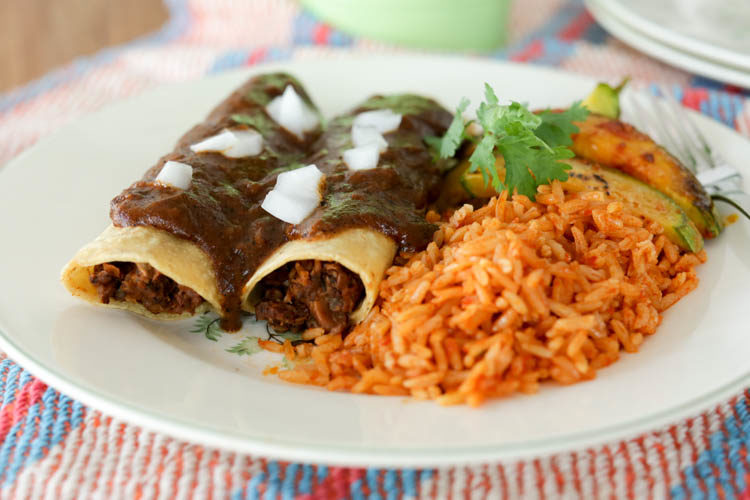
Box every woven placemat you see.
[1,0,749,497]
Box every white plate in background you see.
[586,0,750,88]
[592,0,750,71]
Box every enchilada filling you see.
[255,260,364,334]
[89,259,364,333]
[90,262,205,315]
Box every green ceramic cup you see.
[299,0,512,51]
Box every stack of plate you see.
[585,0,750,88]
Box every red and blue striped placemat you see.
[1,0,749,497]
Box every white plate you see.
[586,0,750,89]
[591,0,750,72]
[1,55,750,467]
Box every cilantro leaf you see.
[500,150,537,198]
[535,101,589,147]
[506,146,574,198]
[484,83,499,106]
[438,84,585,200]
[469,135,501,190]
[499,102,542,134]
[439,97,470,158]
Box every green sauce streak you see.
[231,111,276,137]
[360,94,438,116]
[245,74,302,106]
[221,183,241,197]
[268,162,306,175]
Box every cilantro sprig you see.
[439,84,589,199]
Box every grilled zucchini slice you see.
[582,80,628,119]
[563,158,703,252]
[571,113,721,238]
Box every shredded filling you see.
[255,260,365,334]
[90,262,205,315]
[90,260,364,332]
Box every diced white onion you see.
[155,161,193,190]
[261,190,320,225]
[261,164,324,224]
[351,125,388,152]
[274,163,326,195]
[223,130,263,158]
[265,85,319,139]
[190,129,263,158]
[343,143,380,171]
[190,130,236,153]
[352,109,402,133]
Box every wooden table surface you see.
[0,0,169,92]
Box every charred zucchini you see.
[563,158,703,252]
[582,79,628,119]
[571,113,721,238]
[437,149,505,206]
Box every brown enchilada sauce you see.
[106,74,452,331]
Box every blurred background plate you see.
[591,0,750,71]
[586,0,750,88]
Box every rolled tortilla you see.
[62,224,396,324]
[242,228,397,323]
[61,225,218,319]
[60,72,327,327]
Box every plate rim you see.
[2,316,749,467]
[2,54,750,467]
[588,0,750,72]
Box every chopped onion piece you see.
[352,109,402,133]
[223,130,263,158]
[261,164,324,224]
[190,130,236,153]
[274,163,326,195]
[155,161,193,190]
[343,143,380,171]
[189,129,263,158]
[265,85,319,139]
[261,190,320,225]
[351,125,388,152]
